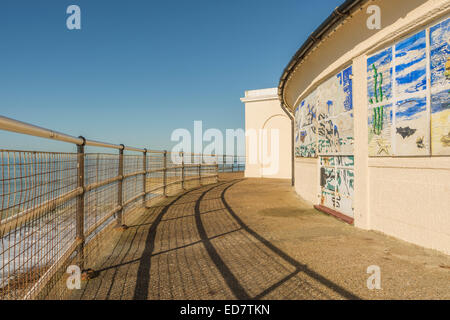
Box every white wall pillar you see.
[241,88,292,179]
[352,56,370,230]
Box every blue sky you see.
[0,0,343,153]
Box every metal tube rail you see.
[123,170,146,179]
[0,115,146,152]
[85,175,122,192]
[0,115,84,145]
[164,164,184,170]
[147,168,165,173]
[0,115,223,157]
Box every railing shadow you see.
[215,180,359,300]
[70,179,359,300]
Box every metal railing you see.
[0,115,224,300]
[218,155,246,173]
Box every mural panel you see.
[335,155,354,168]
[317,65,354,156]
[320,166,336,210]
[295,90,318,157]
[394,31,429,156]
[367,47,393,104]
[297,90,317,128]
[337,169,354,198]
[335,112,354,154]
[395,97,429,155]
[320,167,336,192]
[297,126,317,157]
[318,118,337,154]
[430,17,450,155]
[430,18,450,88]
[319,155,354,218]
[336,169,354,216]
[431,89,450,155]
[367,17,450,156]
[341,66,354,114]
[317,74,343,118]
[320,189,335,209]
[394,30,427,97]
[295,66,353,157]
[368,104,393,156]
[320,156,335,167]
[367,47,394,156]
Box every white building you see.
[243,0,450,255]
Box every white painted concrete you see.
[241,88,292,179]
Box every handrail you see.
[0,115,145,152]
[0,115,84,145]
[0,116,246,159]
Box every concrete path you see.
[66,173,450,300]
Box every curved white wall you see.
[282,0,450,254]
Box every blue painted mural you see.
[294,89,318,157]
[430,17,450,88]
[367,47,394,156]
[394,31,429,155]
[395,30,427,96]
[367,16,450,156]
[367,47,393,103]
[294,65,353,158]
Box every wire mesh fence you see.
[218,155,246,173]
[0,147,221,300]
[0,150,79,299]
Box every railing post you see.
[181,151,185,190]
[198,153,202,185]
[143,148,147,206]
[116,144,126,229]
[223,154,225,172]
[163,150,167,196]
[216,156,219,182]
[76,137,86,269]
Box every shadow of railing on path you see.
[72,179,360,300]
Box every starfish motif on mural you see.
[376,138,390,155]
